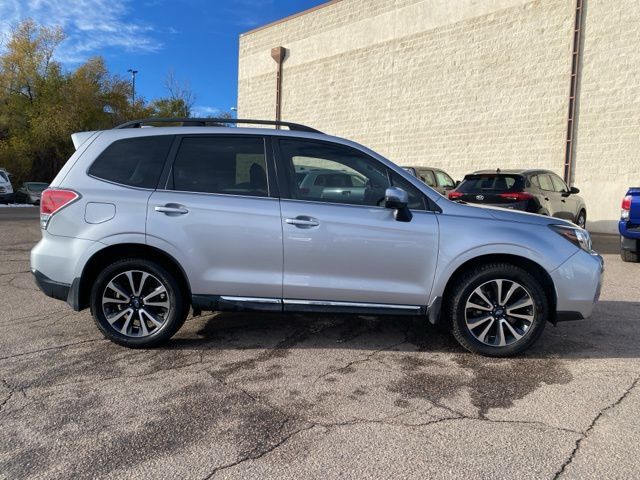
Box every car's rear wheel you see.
[621,249,639,263]
[575,209,587,229]
[90,258,188,348]
[446,263,548,357]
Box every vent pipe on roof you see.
[271,46,286,127]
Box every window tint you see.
[88,136,173,188]
[172,136,267,196]
[458,174,523,193]
[550,174,568,193]
[435,171,455,188]
[281,139,417,209]
[537,174,554,191]
[418,169,436,187]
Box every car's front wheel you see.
[90,258,189,348]
[575,209,587,229]
[446,263,548,357]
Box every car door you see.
[275,138,439,309]
[535,174,558,216]
[550,173,578,221]
[146,135,283,305]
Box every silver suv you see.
[31,118,604,356]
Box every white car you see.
[0,169,14,204]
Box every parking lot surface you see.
[1,208,639,479]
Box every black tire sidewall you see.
[90,258,187,348]
[576,210,586,229]
[449,264,548,357]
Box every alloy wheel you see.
[464,278,535,347]
[101,270,171,337]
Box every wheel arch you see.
[433,253,558,326]
[76,243,192,311]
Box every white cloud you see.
[0,0,162,63]
[191,105,232,117]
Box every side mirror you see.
[455,180,461,187]
[384,187,412,222]
[570,186,580,194]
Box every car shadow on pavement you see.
[591,233,620,255]
[165,300,640,361]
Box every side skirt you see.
[191,295,426,316]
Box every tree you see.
[150,69,195,117]
[0,20,164,184]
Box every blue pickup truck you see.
[620,188,640,262]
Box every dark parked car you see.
[449,169,587,228]
[15,182,49,205]
[619,187,640,262]
[402,166,457,196]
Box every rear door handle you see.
[155,205,189,215]
[285,216,320,228]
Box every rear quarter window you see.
[88,136,174,189]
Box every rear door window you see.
[417,169,436,187]
[537,174,554,192]
[88,135,174,189]
[458,174,523,193]
[171,136,268,197]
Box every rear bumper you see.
[619,220,640,241]
[0,193,14,202]
[550,250,604,320]
[32,270,81,310]
[33,270,70,302]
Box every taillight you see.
[497,192,533,201]
[621,195,632,220]
[40,189,79,229]
[448,191,463,200]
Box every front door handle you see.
[155,204,189,215]
[285,216,320,228]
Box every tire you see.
[445,263,548,357]
[90,258,189,348]
[621,249,639,263]
[575,209,587,229]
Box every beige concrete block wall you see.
[572,0,640,233]
[238,0,634,233]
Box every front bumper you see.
[550,250,604,321]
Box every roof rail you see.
[113,117,322,133]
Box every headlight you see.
[549,224,593,252]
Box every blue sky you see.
[0,0,326,116]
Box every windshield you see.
[27,183,49,192]
[458,174,524,193]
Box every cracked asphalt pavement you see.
[1,208,639,479]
